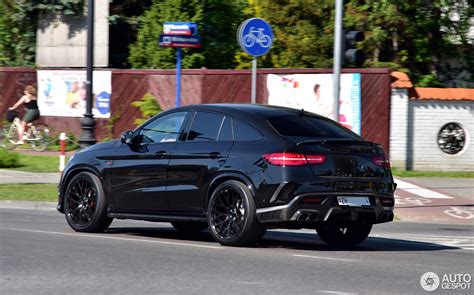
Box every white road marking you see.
[0,227,222,249]
[394,196,432,206]
[292,254,358,262]
[319,291,357,295]
[394,178,453,199]
[443,207,474,219]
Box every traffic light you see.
[344,30,365,67]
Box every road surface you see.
[1,207,472,295]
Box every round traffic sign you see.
[237,18,273,57]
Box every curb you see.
[0,200,56,211]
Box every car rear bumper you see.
[256,193,394,225]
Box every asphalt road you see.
[1,207,473,295]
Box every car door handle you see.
[154,151,168,158]
[208,152,222,159]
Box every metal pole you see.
[333,0,343,122]
[251,57,257,104]
[79,0,97,148]
[176,48,182,107]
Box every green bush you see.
[131,92,162,127]
[0,149,20,168]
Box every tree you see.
[0,0,85,67]
[128,0,246,69]
[345,0,473,87]
[109,0,154,68]
[235,0,335,69]
[239,0,473,87]
[0,1,37,66]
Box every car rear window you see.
[268,114,359,139]
[187,112,224,141]
[234,120,263,141]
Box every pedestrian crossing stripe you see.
[394,178,453,199]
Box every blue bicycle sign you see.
[243,27,272,48]
[237,18,273,57]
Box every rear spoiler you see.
[296,140,383,153]
[296,139,378,147]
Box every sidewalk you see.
[0,169,60,184]
[13,148,76,157]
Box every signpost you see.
[159,22,201,107]
[237,18,273,104]
[159,35,202,48]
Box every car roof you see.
[169,103,329,137]
[177,103,304,120]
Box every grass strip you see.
[392,168,474,178]
[0,184,57,202]
[6,153,65,173]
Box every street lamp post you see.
[333,0,343,123]
[79,0,97,148]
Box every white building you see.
[390,72,474,171]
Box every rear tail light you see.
[305,155,326,164]
[263,152,326,166]
[372,155,391,169]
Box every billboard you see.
[267,73,361,134]
[37,70,111,118]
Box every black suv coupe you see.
[57,104,396,246]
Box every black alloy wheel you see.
[64,172,112,232]
[208,180,266,246]
[316,223,372,247]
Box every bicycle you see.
[0,111,50,152]
[243,27,272,48]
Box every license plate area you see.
[337,196,371,207]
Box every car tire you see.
[208,180,266,246]
[171,221,208,234]
[316,223,372,247]
[64,172,113,232]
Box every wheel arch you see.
[58,165,103,213]
[205,172,257,209]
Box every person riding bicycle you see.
[8,85,40,145]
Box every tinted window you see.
[139,112,187,144]
[217,116,233,141]
[187,112,224,141]
[268,114,359,139]
[234,120,263,141]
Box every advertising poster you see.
[37,70,111,118]
[267,73,361,134]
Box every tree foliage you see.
[345,0,473,86]
[0,1,38,66]
[128,0,245,69]
[0,0,85,66]
[240,0,473,87]
[0,0,472,87]
[109,0,153,67]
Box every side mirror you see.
[121,130,134,144]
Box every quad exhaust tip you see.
[297,213,318,222]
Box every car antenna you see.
[299,108,305,118]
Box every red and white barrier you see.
[59,132,66,172]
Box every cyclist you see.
[8,85,40,145]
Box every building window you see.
[437,122,467,155]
